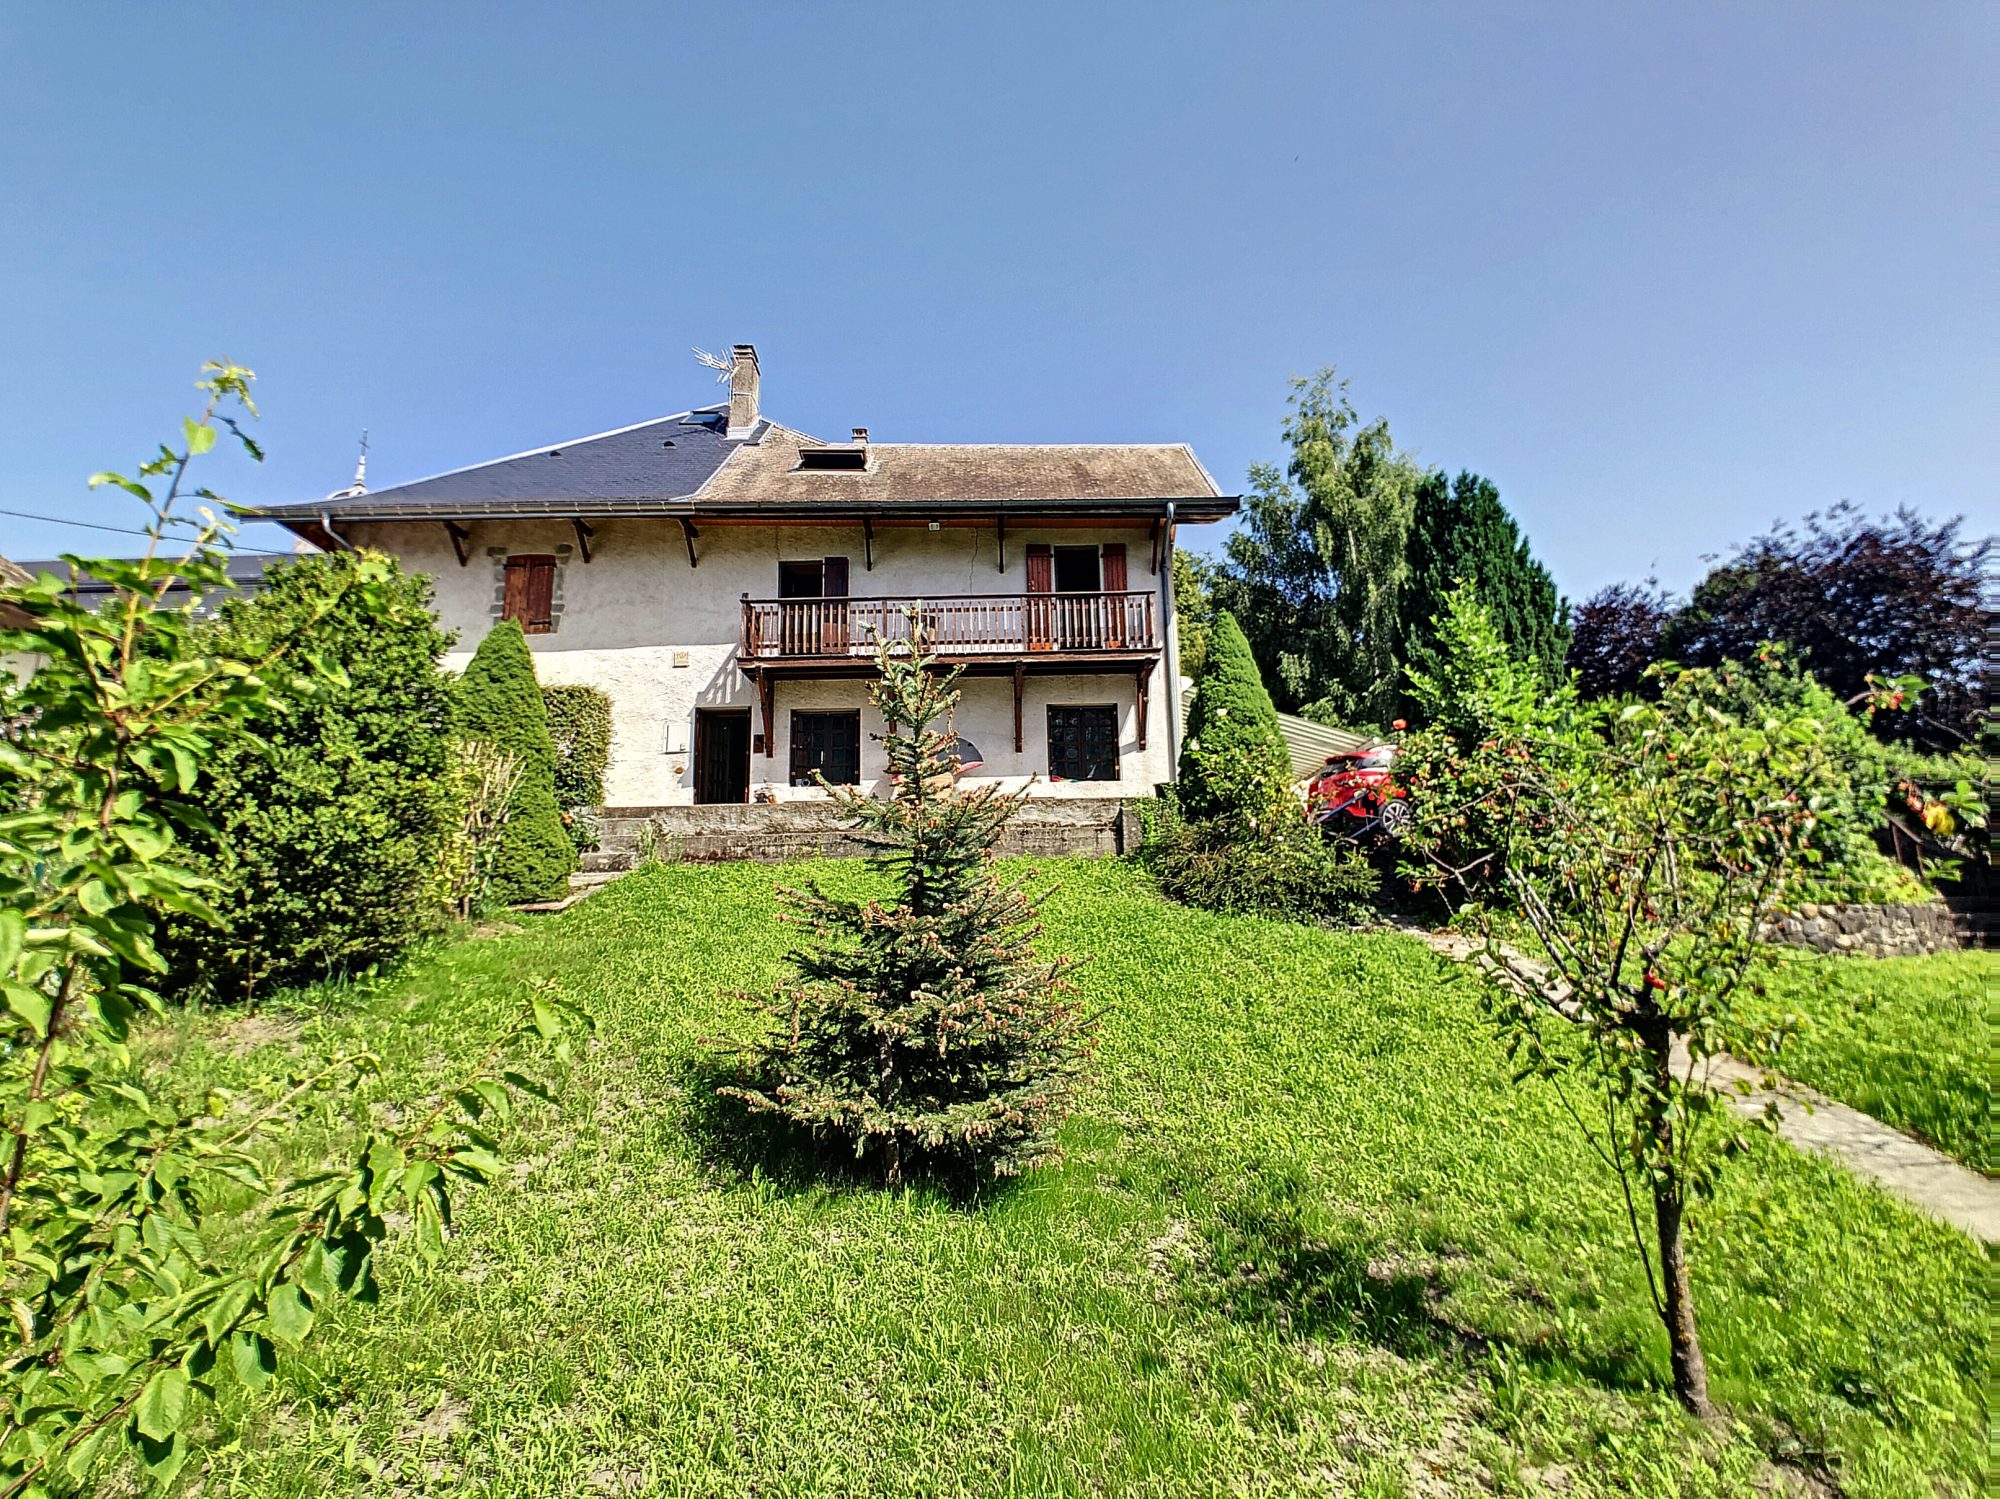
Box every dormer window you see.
[794,447,868,472]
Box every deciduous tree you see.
[1219,371,1422,726]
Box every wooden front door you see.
[694,709,751,804]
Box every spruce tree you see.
[723,626,1094,1187]
[455,621,574,904]
[1398,470,1569,706]
[1177,609,1289,817]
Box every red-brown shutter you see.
[821,557,850,652]
[1100,544,1126,592]
[1100,544,1127,646]
[1025,544,1053,650]
[504,555,557,633]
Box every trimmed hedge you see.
[456,621,575,904]
[544,683,612,809]
[161,552,456,1000]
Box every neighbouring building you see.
[249,346,1238,817]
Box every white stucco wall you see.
[344,517,1185,807]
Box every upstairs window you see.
[502,555,556,633]
[1047,706,1119,781]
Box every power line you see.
[0,508,289,555]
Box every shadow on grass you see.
[677,1054,1023,1210]
[1193,1164,1658,1396]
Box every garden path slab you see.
[1405,927,2000,1245]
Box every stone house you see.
[248,347,1238,825]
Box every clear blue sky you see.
[2,3,1993,595]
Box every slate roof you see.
[251,406,742,521]
[10,552,279,605]
[695,424,1225,509]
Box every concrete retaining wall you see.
[1759,900,1960,958]
[586,798,1144,869]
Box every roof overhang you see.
[251,494,1240,540]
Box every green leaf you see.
[0,908,22,972]
[4,981,52,1037]
[183,417,218,455]
[230,1330,276,1390]
[265,1282,315,1344]
[133,1427,189,1486]
[134,1365,189,1440]
[78,879,116,917]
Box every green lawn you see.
[150,861,1986,1498]
[1747,948,1996,1174]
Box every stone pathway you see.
[1406,928,2000,1245]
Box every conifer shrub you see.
[1177,610,1285,818]
[455,621,575,904]
[161,551,457,1000]
[723,624,1095,1187]
[1154,606,1378,921]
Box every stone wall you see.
[587,799,1143,869]
[1758,900,1960,958]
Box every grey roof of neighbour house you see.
[250,406,744,522]
[10,552,280,607]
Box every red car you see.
[1306,743,1413,840]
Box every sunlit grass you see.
[153,860,1985,1498]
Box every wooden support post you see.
[571,518,595,563]
[757,673,775,759]
[444,521,471,568]
[996,513,1007,572]
[1012,663,1025,753]
[863,516,874,571]
[678,517,700,569]
[1135,661,1154,751]
[1148,517,1163,575]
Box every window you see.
[1047,706,1119,781]
[790,710,862,787]
[1053,545,1100,593]
[502,555,556,633]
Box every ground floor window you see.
[790,710,862,787]
[1047,705,1119,781]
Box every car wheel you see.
[1378,798,1414,839]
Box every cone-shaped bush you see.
[455,621,574,904]
[1178,609,1288,816]
[723,624,1095,1187]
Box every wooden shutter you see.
[504,555,557,633]
[1100,544,1127,646]
[1025,545,1053,651]
[821,557,850,651]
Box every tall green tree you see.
[162,552,457,1001]
[455,621,574,904]
[1219,370,1421,727]
[1177,610,1287,818]
[1398,469,1568,706]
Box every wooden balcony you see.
[741,590,1159,666]
[739,591,1163,754]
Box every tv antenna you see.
[691,347,732,383]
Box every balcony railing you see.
[742,591,1158,661]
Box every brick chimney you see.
[726,344,760,437]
